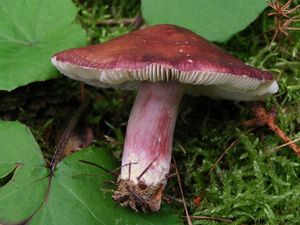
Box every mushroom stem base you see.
[113,179,164,212]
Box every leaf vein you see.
[0,4,32,43]
[59,182,105,224]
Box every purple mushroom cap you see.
[52,24,278,101]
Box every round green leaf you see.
[29,147,180,225]
[0,121,49,223]
[0,0,86,91]
[0,121,180,224]
[142,0,268,42]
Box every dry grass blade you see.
[173,157,193,225]
[271,136,300,151]
[190,215,234,223]
[207,128,255,177]
[207,139,239,177]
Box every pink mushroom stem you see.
[113,81,184,211]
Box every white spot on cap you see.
[187,59,193,63]
[179,49,183,53]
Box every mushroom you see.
[51,24,278,212]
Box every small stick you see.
[248,104,300,155]
[110,162,138,175]
[173,157,193,225]
[164,194,185,204]
[80,82,85,101]
[128,161,132,180]
[268,122,300,154]
[50,98,91,171]
[167,172,177,179]
[207,139,239,177]
[271,136,300,151]
[207,128,254,177]
[136,154,160,181]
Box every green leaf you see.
[141,0,267,42]
[0,121,49,223]
[0,0,86,91]
[30,148,180,225]
[0,121,180,225]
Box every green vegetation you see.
[0,0,86,91]
[73,0,300,224]
[142,0,268,42]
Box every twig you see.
[251,105,300,155]
[110,162,138,176]
[128,161,132,180]
[136,154,160,181]
[167,172,177,179]
[50,98,91,171]
[80,82,85,101]
[271,136,300,151]
[173,157,193,225]
[207,128,255,177]
[189,215,234,223]
[207,139,239,177]
[164,194,185,204]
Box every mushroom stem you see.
[113,81,184,211]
